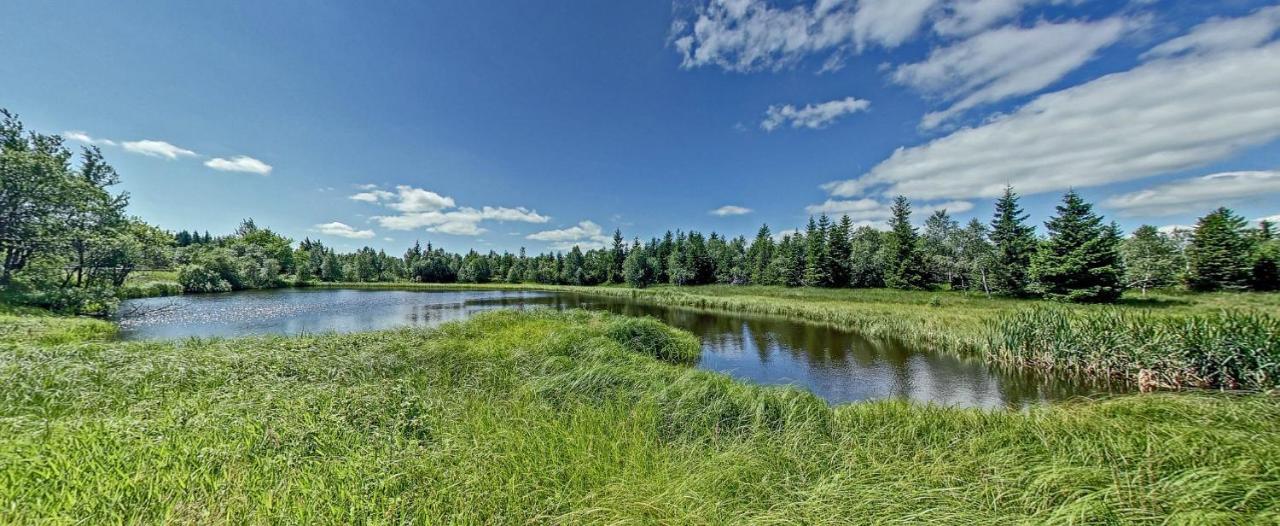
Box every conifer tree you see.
[609,229,626,284]
[1186,207,1252,291]
[1029,191,1125,302]
[988,186,1037,296]
[747,224,774,285]
[802,216,830,287]
[827,215,853,287]
[884,196,928,289]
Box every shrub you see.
[177,264,232,293]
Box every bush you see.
[9,286,120,316]
[117,281,182,299]
[177,264,232,293]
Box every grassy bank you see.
[1,309,1277,523]
[312,282,1280,389]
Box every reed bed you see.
[2,309,1278,523]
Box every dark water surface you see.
[116,288,1125,408]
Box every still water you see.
[116,288,1124,408]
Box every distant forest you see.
[2,108,1277,315]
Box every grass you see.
[313,282,1280,388]
[119,270,182,299]
[1,308,1278,523]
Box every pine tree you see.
[747,224,774,285]
[609,229,626,284]
[884,196,928,289]
[802,216,830,287]
[1186,207,1253,291]
[1121,225,1182,296]
[988,186,1037,296]
[827,215,852,287]
[1029,191,1125,302]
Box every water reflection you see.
[117,288,1127,408]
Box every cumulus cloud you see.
[823,41,1280,201]
[1104,170,1280,216]
[710,205,754,216]
[526,220,612,249]
[204,155,272,175]
[761,96,870,131]
[121,139,197,160]
[352,185,548,236]
[1142,5,1280,59]
[894,17,1130,129]
[313,221,375,239]
[62,131,116,147]
[671,0,936,72]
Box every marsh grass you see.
[2,309,1278,523]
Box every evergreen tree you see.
[609,229,626,283]
[920,209,960,288]
[988,186,1037,296]
[802,216,830,287]
[1186,207,1252,291]
[747,225,774,285]
[884,196,928,289]
[622,242,655,288]
[827,215,852,287]
[1029,191,1125,302]
[1121,225,1182,296]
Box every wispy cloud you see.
[313,221,375,239]
[1104,170,1280,216]
[894,17,1131,129]
[761,97,870,131]
[805,198,973,221]
[121,139,197,160]
[205,155,272,175]
[62,130,116,147]
[709,205,753,216]
[823,40,1280,201]
[1142,5,1280,59]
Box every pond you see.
[116,288,1126,408]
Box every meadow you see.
[2,307,1278,524]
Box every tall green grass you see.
[2,309,1278,523]
[987,307,1280,390]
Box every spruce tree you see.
[609,229,626,283]
[827,215,853,287]
[802,216,830,287]
[1029,191,1125,302]
[988,186,1037,296]
[884,196,928,289]
[747,224,774,285]
[1186,207,1252,291]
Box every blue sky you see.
[3,0,1279,253]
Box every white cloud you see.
[824,41,1280,201]
[1143,5,1280,59]
[526,220,611,249]
[1104,170,1280,216]
[62,130,116,147]
[931,0,1086,37]
[1254,214,1280,225]
[121,139,197,160]
[313,222,375,239]
[349,190,394,203]
[1157,224,1193,235]
[761,96,870,131]
[353,184,547,236]
[804,197,973,221]
[894,17,1130,129]
[204,155,272,175]
[671,0,937,72]
[710,205,754,216]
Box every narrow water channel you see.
[116,288,1127,408]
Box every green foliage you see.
[1122,225,1183,295]
[989,186,1037,296]
[1187,207,1253,291]
[988,307,1280,389]
[622,244,655,288]
[802,216,830,287]
[1029,191,1125,303]
[883,196,929,290]
[603,316,700,364]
